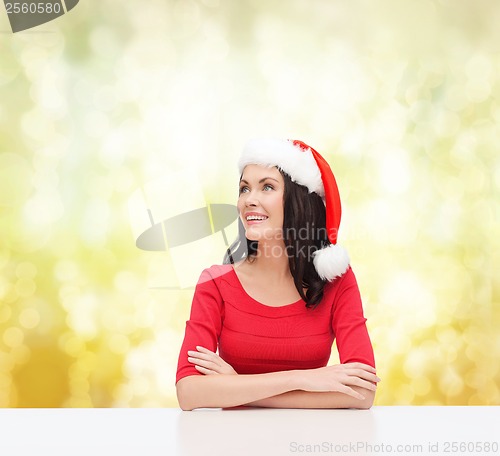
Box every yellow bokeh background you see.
[1,0,499,407]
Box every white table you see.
[1,407,498,455]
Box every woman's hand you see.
[187,346,238,375]
[297,363,381,400]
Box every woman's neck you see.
[245,252,291,282]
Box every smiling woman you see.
[175,138,379,411]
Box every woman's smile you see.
[245,211,269,225]
[247,218,267,225]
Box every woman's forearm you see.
[177,363,379,411]
[176,370,300,411]
[241,386,375,409]
[176,373,375,411]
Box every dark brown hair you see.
[223,167,331,308]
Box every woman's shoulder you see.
[196,263,234,285]
[323,265,358,295]
[334,265,357,284]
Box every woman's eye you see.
[239,183,274,194]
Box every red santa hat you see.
[238,138,350,281]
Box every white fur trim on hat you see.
[238,138,325,198]
[312,244,350,281]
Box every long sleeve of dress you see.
[175,268,225,384]
[331,267,375,368]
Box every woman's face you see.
[237,164,285,243]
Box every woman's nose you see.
[244,191,259,206]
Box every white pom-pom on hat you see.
[238,138,350,281]
[312,243,350,281]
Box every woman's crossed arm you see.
[175,347,380,411]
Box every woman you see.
[175,138,380,411]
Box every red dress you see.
[175,264,375,384]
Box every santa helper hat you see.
[238,138,350,281]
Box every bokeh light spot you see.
[19,308,41,330]
[3,327,24,348]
